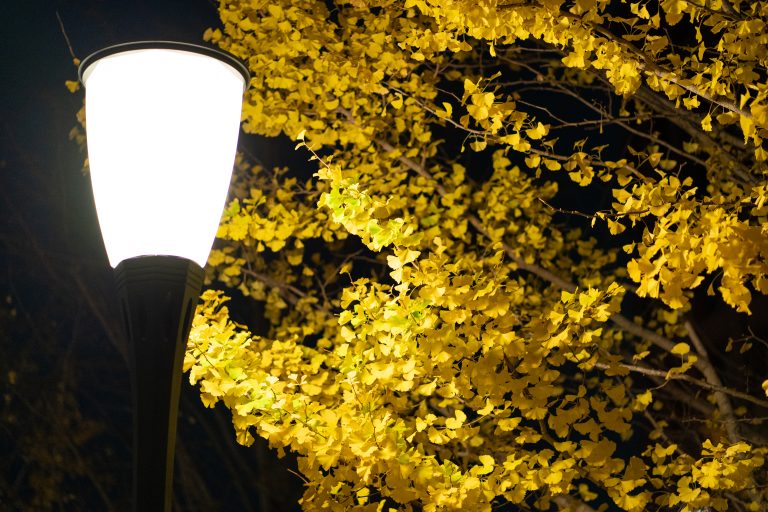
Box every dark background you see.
[0,1,302,510]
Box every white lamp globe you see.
[79,42,249,268]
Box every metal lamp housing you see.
[79,42,249,512]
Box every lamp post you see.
[78,41,249,512]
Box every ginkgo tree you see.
[183,0,768,510]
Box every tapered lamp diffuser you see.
[81,42,247,268]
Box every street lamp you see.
[79,41,249,511]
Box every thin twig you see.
[55,11,78,63]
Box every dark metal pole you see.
[115,256,204,512]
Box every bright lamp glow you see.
[81,43,247,268]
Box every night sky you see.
[1,1,302,510]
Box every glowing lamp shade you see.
[80,42,248,268]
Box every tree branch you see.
[561,11,756,123]
[633,86,755,184]
[685,321,740,442]
[241,268,306,306]
[553,492,598,511]
[499,56,716,174]
[593,361,768,409]
[374,138,768,414]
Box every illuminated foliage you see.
[186,0,768,510]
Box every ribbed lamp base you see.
[115,256,204,512]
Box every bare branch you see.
[593,361,768,409]
[685,321,741,442]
